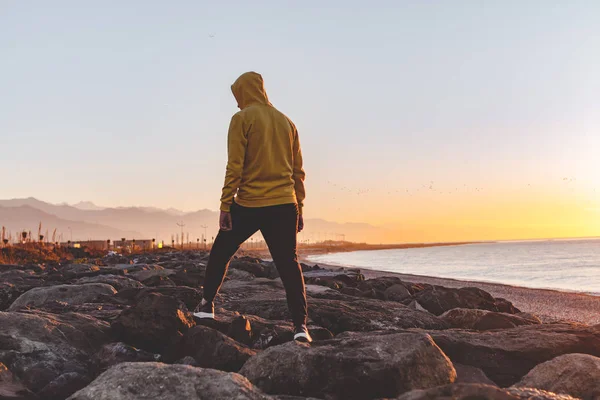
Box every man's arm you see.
[220,113,247,213]
[292,129,306,216]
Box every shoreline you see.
[306,261,600,325]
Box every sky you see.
[1,1,599,242]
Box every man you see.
[194,72,311,343]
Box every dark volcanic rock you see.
[196,309,333,349]
[303,269,365,290]
[8,284,117,311]
[240,331,456,400]
[384,284,412,302]
[111,292,195,353]
[440,308,541,330]
[37,372,90,400]
[226,297,448,334]
[429,323,600,387]
[92,342,160,373]
[0,362,38,400]
[0,269,45,311]
[453,363,497,385]
[121,264,175,282]
[30,301,126,322]
[513,353,600,400]
[164,325,257,372]
[230,259,279,279]
[413,286,520,316]
[74,275,144,291]
[394,383,577,400]
[141,275,176,287]
[67,362,270,400]
[0,310,110,396]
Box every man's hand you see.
[220,211,232,231]
[298,215,304,233]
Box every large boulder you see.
[226,297,448,334]
[67,362,270,400]
[429,323,600,386]
[8,284,117,311]
[114,286,203,311]
[440,308,541,330]
[513,353,600,400]
[240,331,456,399]
[111,292,195,353]
[413,286,519,315]
[0,362,38,400]
[92,342,160,374]
[394,383,577,400]
[164,325,257,372]
[0,269,44,311]
[0,310,110,397]
[74,275,144,291]
[196,309,333,349]
[229,259,279,279]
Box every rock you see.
[339,287,362,297]
[164,325,257,372]
[30,301,126,322]
[126,264,175,282]
[384,284,412,302]
[429,323,600,387]
[513,353,600,399]
[394,383,577,400]
[304,284,345,299]
[174,356,197,366]
[229,315,253,344]
[230,259,279,279]
[67,362,270,400]
[304,269,365,289]
[0,362,38,400]
[37,372,90,400]
[92,343,160,373]
[74,275,144,291]
[113,286,203,312]
[0,282,22,311]
[8,284,117,311]
[141,275,176,287]
[454,363,497,385]
[240,331,456,399]
[57,264,102,279]
[226,297,448,334]
[197,309,333,349]
[0,310,110,396]
[111,292,195,353]
[516,312,543,324]
[228,269,256,281]
[440,308,540,330]
[413,286,520,316]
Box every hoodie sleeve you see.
[220,113,247,212]
[292,129,306,215]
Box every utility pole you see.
[200,225,208,250]
[176,221,185,250]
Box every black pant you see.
[202,202,308,327]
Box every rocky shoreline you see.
[1,250,600,399]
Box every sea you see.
[307,238,600,295]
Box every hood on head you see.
[231,72,271,109]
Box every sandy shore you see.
[310,262,600,325]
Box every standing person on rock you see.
[194,72,311,343]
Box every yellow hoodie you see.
[220,72,306,214]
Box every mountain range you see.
[0,198,389,243]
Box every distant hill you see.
[0,198,391,243]
[0,205,141,241]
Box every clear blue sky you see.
[1,1,599,236]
